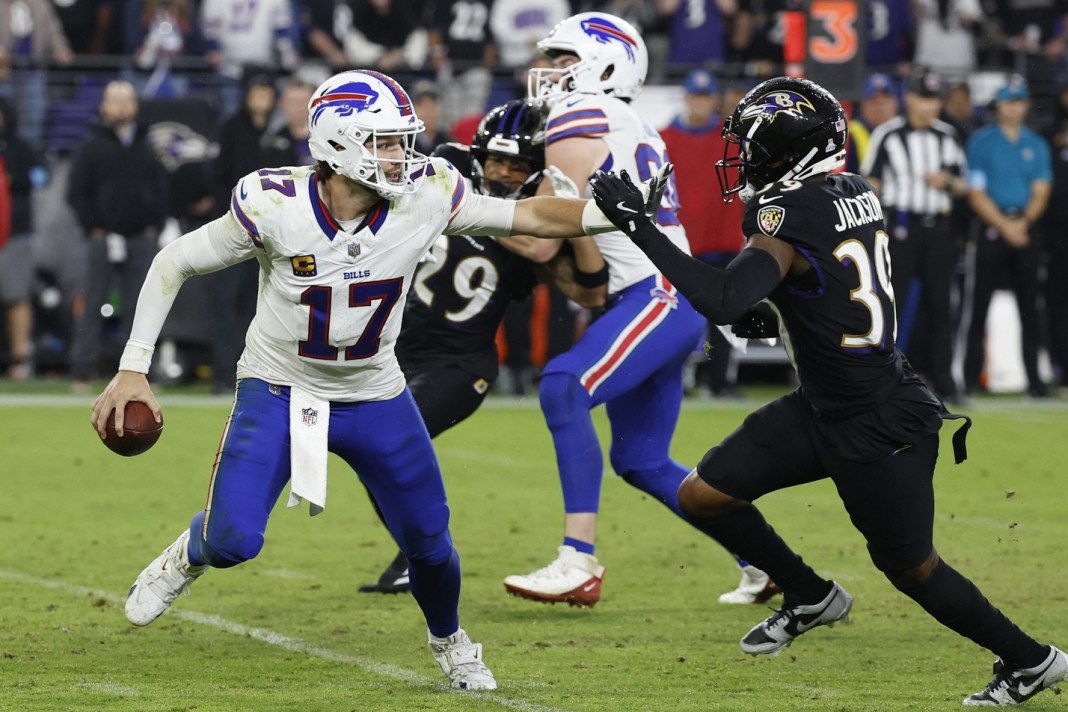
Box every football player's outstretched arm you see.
[91,213,257,438]
[590,170,791,325]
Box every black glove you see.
[590,165,673,237]
[731,302,779,339]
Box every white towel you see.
[287,386,330,516]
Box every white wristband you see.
[118,340,155,374]
[580,200,617,235]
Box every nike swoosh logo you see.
[758,194,782,204]
[616,201,637,214]
[161,561,168,572]
[239,183,248,200]
[1018,656,1057,696]
[565,97,583,107]
[582,582,597,592]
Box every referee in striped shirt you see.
[861,68,968,402]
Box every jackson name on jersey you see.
[227,159,505,402]
[545,92,690,294]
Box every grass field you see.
[2,389,1067,711]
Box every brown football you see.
[102,401,163,456]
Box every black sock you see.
[691,504,830,605]
[896,560,1047,669]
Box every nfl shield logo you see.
[302,407,318,426]
[757,205,785,236]
[347,242,360,258]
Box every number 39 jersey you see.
[545,93,690,294]
[744,173,913,417]
[228,160,503,402]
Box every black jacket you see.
[67,121,169,236]
[0,101,44,236]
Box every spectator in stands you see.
[66,80,168,388]
[410,81,452,156]
[661,69,744,397]
[262,75,316,167]
[428,0,497,129]
[490,0,569,69]
[862,68,968,403]
[846,73,899,174]
[727,0,784,77]
[207,74,277,393]
[658,0,737,66]
[941,80,983,141]
[52,0,113,55]
[298,0,348,69]
[1041,83,1068,396]
[344,0,428,72]
[0,98,46,380]
[866,0,914,74]
[200,0,297,114]
[913,0,983,80]
[0,0,75,149]
[124,0,201,98]
[963,76,1052,398]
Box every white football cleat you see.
[429,628,497,690]
[718,565,782,605]
[503,545,605,607]
[125,530,207,626]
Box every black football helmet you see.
[470,100,549,199]
[715,76,848,203]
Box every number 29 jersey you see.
[545,93,690,294]
[744,173,929,418]
[227,160,502,402]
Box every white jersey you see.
[223,160,508,402]
[545,93,690,294]
[200,0,292,71]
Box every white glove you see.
[544,165,581,199]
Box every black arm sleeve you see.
[628,225,783,324]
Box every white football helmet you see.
[528,13,648,103]
[308,70,428,198]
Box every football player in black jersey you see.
[590,76,1067,706]
[359,99,610,593]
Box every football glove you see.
[731,302,779,340]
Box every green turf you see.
[1,393,1067,711]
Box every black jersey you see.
[744,173,938,420]
[396,143,537,379]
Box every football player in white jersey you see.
[502,12,776,608]
[89,69,656,691]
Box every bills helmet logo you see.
[758,205,785,236]
[310,82,380,126]
[741,91,817,123]
[650,286,679,308]
[580,17,638,61]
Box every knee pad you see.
[539,372,590,430]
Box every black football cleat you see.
[963,646,1068,706]
[359,551,410,594]
[740,581,853,655]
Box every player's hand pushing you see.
[590,165,674,235]
[91,371,162,439]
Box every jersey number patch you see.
[298,278,404,360]
[833,230,897,349]
[412,249,499,323]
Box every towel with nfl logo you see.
[287,386,330,516]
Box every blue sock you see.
[409,548,462,638]
[186,511,206,566]
[564,537,595,555]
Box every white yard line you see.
[0,568,567,712]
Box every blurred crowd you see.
[1,0,1068,397]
